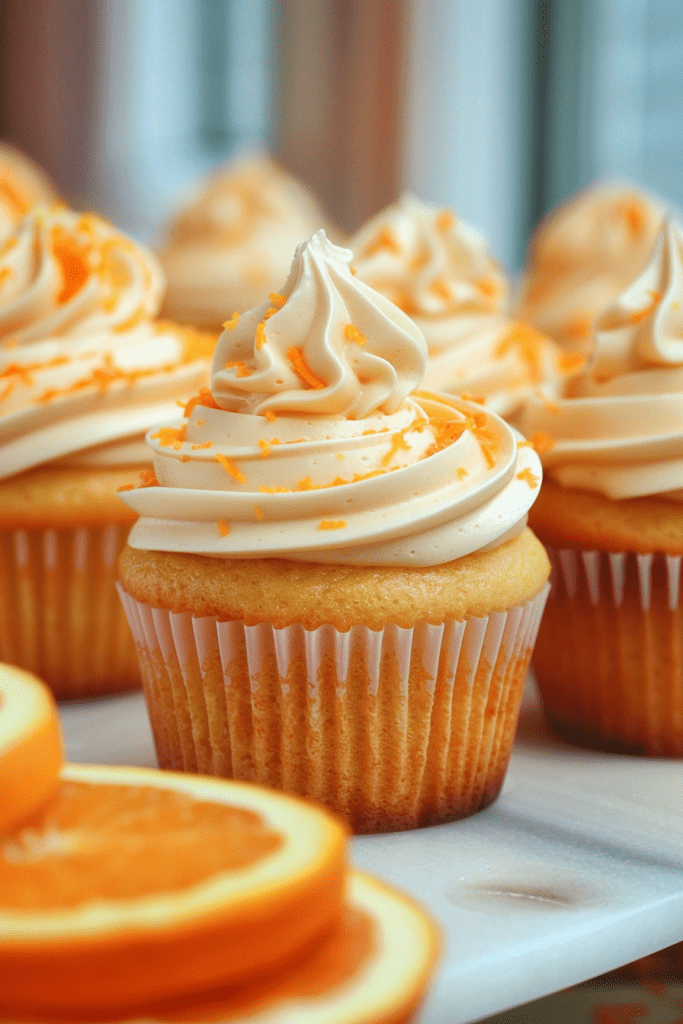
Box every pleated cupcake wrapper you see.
[547,546,683,612]
[0,525,140,699]
[117,583,549,832]
[534,546,683,755]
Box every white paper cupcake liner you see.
[0,524,140,698]
[534,545,683,755]
[118,583,549,832]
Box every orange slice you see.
[0,763,348,1012]
[0,664,63,835]
[0,872,441,1024]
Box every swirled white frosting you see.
[350,194,573,416]
[515,181,666,350]
[158,153,339,328]
[0,144,60,241]
[0,206,213,479]
[518,218,683,500]
[121,232,543,566]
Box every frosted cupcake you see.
[0,143,60,240]
[0,205,214,698]
[519,217,683,755]
[118,230,550,833]
[349,194,579,419]
[515,181,666,351]
[158,152,339,331]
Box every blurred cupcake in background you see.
[519,217,683,755]
[515,180,667,352]
[118,230,550,834]
[350,194,581,420]
[0,142,61,239]
[157,152,341,331]
[0,205,215,698]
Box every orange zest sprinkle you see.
[51,226,89,305]
[344,324,366,346]
[392,290,419,315]
[528,430,556,453]
[381,432,411,466]
[459,392,486,405]
[150,425,187,450]
[191,441,212,450]
[182,388,220,417]
[318,520,347,530]
[517,467,539,488]
[264,409,277,422]
[0,266,13,289]
[409,247,429,271]
[218,520,231,537]
[563,314,592,341]
[629,290,660,324]
[215,453,246,483]
[138,470,158,487]
[116,483,134,492]
[362,227,401,258]
[259,485,292,493]
[350,265,357,275]
[113,305,146,333]
[429,277,451,302]
[618,197,646,236]
[456,467,468,479]
[435,210,455,233]
[222,312,240,330]
[297,476,314,491]
[554,351,584,375]
[225,360,253,378]
[254,505,264,521]
[495,323,546,382]
[268,293,286,309]
[475,277,500,299]
[258,439,270,458]
[286,346,327,389]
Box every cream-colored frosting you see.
[121,232,543,566]
[515,181,667,350]
[350,194,574,417]
[0,206,213,480]
[158,152,339,329]
[519,218,683,500]
[0,144,60,241]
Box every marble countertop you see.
[59,680,683,1024]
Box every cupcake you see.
[0,143,60,240]
[117,230,550,833]
[350,194,579,419]
[519,217,683,755]
[515,180,666,351]
[0,205,214,698]
[157,152,340,331]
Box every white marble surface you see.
[59,681,683,1024]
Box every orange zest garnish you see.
[191,441,212,450]
[435,210,455,233]
[456,467,468,479]
[258,439,270,458]
[286,346,327,389]
[113,305,146,333]
[528,430,556,453]
[255,322,268,349]
[563,314,592,341]
[50,225,89,305]
[254,505,264,521]
[268,293,286,309]
[517,467,539,488]
[150,425,186,450]
[495,322,546,382]
[344,324,366,346]
[264,409,277,422]
[0,266,13,289]
[225,360,253,378]
[429,277,451,303]
[116,483,134,491]
[138,470,158,487]
[182,388,220,417]
[381,432,410,467]
[459,392,486,405]
[362,226,401,258]
[556,351,585,374]
[218,520,231,536]
[318,520,347,530]
[475,277,500,300]
[215,454,246,483]
[222,312,240,330]
[629,290,660,324]
[618,197,647,236]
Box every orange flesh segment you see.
[0,781,282,909]
[0,668,63,836]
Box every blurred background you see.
[0,0,682,273]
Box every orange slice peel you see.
[0,871,440,1024]
[0,763,348,1012]
[0,664,63,835]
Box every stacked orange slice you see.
[0,668,440,1024]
